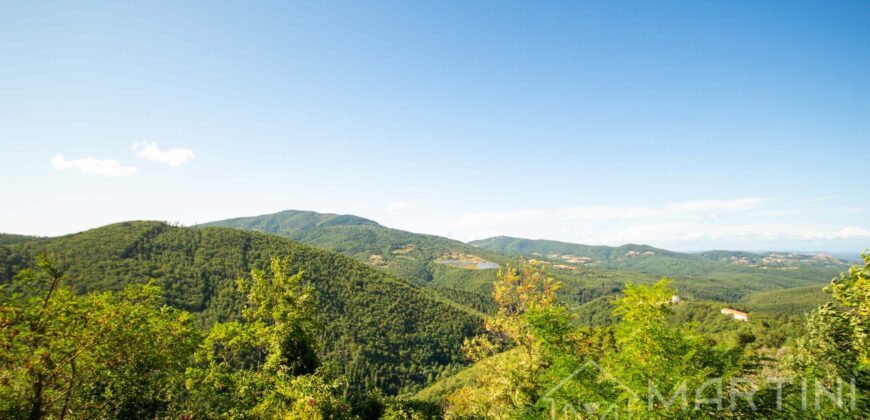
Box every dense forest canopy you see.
[205,210,511,286]
[0,221,484,396]
[418,258,869,418]
[1,218,867,418]
[206,211,849,316]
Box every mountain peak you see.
[202,209,379,236]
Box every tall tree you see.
[184,256,352,418]
[784,252,870,415]
[0,256,199,419]
[446,260,563,419]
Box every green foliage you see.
[742,285,833,316]
[205,209,510,286]
[207,211,851,325]
[205,210,511,318]
[4,217,868,418]
[578,296,808,349]
[424,274,780,418]
[0,257,199,419]
[828,251,870,321]
[202,209,380,235]
[536,280,759,418]
[471,236,849,303]
[446,262,564,418]
[379,398,442,420]
[0,222,484,396]
[782,253,870,416]
[183,257,351,418]
[0,233,42,245]
[599,280,755,417]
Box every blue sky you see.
[1,1,868,253]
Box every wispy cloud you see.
[133,143,195,167]
[50,155,137,177]
[438,198,771,229]
[387,201,416,212]
[597,223,870,245]
[402,198,870,250]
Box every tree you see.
[784,252,870,415]
[0,256,199,419]
[446,260,562,419]
[183,256,353,418]
[828,251,869,362]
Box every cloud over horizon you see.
[133,143,195,167]
[435,198,772,229]
[387,198,870,252]
[50,155,137,177]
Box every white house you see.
[720,308,749,322]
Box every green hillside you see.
[574,295,807,347]
[413,349,521,404]
[205,210,510,305]
[469,236,680,262]
[0,221,483,395]
[699,250,851,270]
[205,211,677,312]
[208,213,849,311]
[742,285,833,316]
[202,209,381,235]
[470,236,845,301]
[0,233,42,245]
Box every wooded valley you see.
[1,211,867,418]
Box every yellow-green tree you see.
[184,257,353,419]
[0,256,199,419]
[784,252,870,415]
[446,260,562,419]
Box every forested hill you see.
[470,236,681,261]
[202,209,381,234]
[205,212,852,308]
[0,221,483,395]
[470,236,849,287]
[204,210,510,288]
[698,249,851,269]
[0,232,43,245]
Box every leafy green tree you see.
[0,221,484,396]
[448,276,761,418]
[184,256,353,418]
[783,252,870,415]
[0,256,199,419]
[446,261,562,419]
[828,251,869,362]
[598,280,755,417]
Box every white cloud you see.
[798,226,870,240]
[438,198,770,229]
[663,198,770,212]
[387,201,416,212]
[50,155,137,177]
[133,142,195,167]
[404,198,870,251]
[579,223,870,246]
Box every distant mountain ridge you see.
[204,210,509,297]
[4,210,855,317]
[202,209,380,235]
[469,236,849,295]
[205,212,852,308]
[470,236,852,270]
[469,236,685,260]
[698,250,852,269]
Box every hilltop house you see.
[720,308,749,322]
